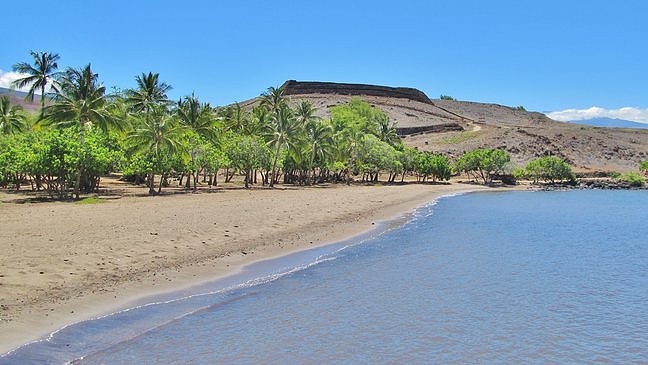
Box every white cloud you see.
[0,69,33,93]
[547,106,648,124]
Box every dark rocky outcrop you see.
[281,80,432,104]
[536,179,646,191]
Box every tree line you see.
[2,51,627,199]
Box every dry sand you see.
[0,182,500,354]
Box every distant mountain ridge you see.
[0,87,42,112]
[567,117,648,129]
[0,87,32,99]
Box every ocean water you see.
[2,190,648,364]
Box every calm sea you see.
[2,190,648,364]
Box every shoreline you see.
[0,182,511,355]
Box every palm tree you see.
[260,86,287,114]
[248,105,269,136]
[124,73,176,194]
[12,51,61,114]
[177,94,216,191]
[305,120,334,183]
[267,105,299,187]
[177,94,215,139]
[220,103,249,134]
[0,96,27,134]
[294,100,318,125]
[43,64,113,199]
[376,114,400,146]
[338,126,365,185]
[127,106,183,194]
[126,72,172,122]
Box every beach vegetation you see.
[224,134,271,188]
[417,152,451,182]
[126,72,172,121]
[176,95,218,191]
[0,96,28,134]
[329,98,399,146]
[515,156,575,183]
[615,172,645,187]
[398,146,420,182]
[355,134,403,183]
[0,127,121,197]
[41,64,121,199]
[641,160,648,173]
[454,148,511,184]
[267,104,300,187]
[2,51,514,197]
[12,51,61,114]
[126,104,184,194]
[303,118,334,184]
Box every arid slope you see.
[406,100,648,172]
[246,81,648,173]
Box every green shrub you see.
[518,156,575,183]
[616,172,645,187]
[641,160,648,172]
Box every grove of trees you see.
[0,52,459,198]
[5,50,621,199]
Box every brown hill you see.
[406,100,648,172]
[0,87,41,113]
[240,81,468,134]
[247,81,647,173]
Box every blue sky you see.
[2,1,648,120]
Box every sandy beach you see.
[0,182,498,354]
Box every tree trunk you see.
[270,142,281,187]
[225,168,233,183]
[148,173,156,195]
[74,122,86,199]
[185,172,191,190]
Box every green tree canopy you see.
[126,105,184,194]
[330,98,398,145]
[43,64,116,198]
[0,96,27,134]
[356,134,402,182]
[516,156,575,183]
[417,152,451,182]
[455,148,511,184]
[224,134,270,188]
